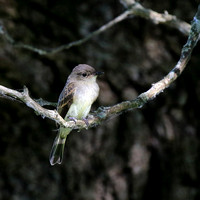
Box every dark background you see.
[0,0,200,200]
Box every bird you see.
[49,64,103,165]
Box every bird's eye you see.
[82,73,87,77]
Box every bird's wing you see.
[57,81,75,119]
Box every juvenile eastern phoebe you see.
[49,64,102,165]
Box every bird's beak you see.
[95,71,104,76]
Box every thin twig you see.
[0,2,190,55]
[0,4,200,130]
[34,98,57,107]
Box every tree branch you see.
[0,85,84,129]
[0,2,190,55]
[0,4,200,131]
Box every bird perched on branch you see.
[49,64,103,165]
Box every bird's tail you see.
[49,128,71,165]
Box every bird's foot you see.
[68,116,77,124]
[82,118,89,128]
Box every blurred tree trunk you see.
[0,0,200,200]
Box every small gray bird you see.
[49,64,103,165]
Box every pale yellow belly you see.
[66,101,91,119]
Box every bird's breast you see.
[75,82,99,103]
[67,82,99,119]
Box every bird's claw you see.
[68,116,77,124]
[67,116,90,128]
[82,118,89,128]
